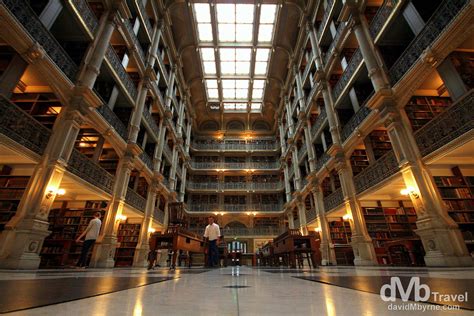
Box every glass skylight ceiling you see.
[193,2,278,112]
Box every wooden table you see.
[149,226,206,269]
[259,242,275,266]
[273,229,321,268]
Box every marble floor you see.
[1,266,474,315]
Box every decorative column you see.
[155,123,167,171]
[310,180,337,265]
[320,80,342,146]
[296,194,308,235]
[334,154,377,265]
[283,161,292,202]
[185,121,192,153]
[178,162,187,202]
[278,119,287,152]
[133,181,158,267]
[285,97,295,136]
[293,66,306,112]
[351,14,391,93]
[291,148,302,191]
[380,104,472,266]
[90,152,136,268]
[169,142,180,190]
[304,120,316,172]
[128,78,151,143]
[287,211,295,229]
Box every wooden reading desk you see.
[273,229,321,268]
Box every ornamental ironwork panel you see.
[67,149,114,194]
[105,46,138,99]
[135,0,153,35]
[323,188,344,212]
[142,110,160,137]
[311,108,327,136]
[389,0,468,85]
[315,152,330,171]
[125,187,147,212]
[317,0,334,39]
[340,106,372,142]
[324,22,345,66]
[123,19,146,62]
[0,96,51,155]
[369,0,399,39]
[3,0,78,81]
[96,105,128,140]
[332,49,363,101]
[415,90,474,157]
[354,150,399,194]
[139,152,153,171]
[70,0,99,34]
[154,208,165,223]
[305,207,317,222]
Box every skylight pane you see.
[194,4,211,23]
[235,80,249,89]
[197,23,213,42]
[206,79,218,88]
[235,103,247,110]
[220,61,235,74]
[236,89,248,99]
[208,88,219,99]
[201,48,215,61]
[203,61,216,74]
[253,80,265,89]
[235,49,252,61]
[256,48,270,61]
[254,61,267,75]
[258,24,274,42]
[218,24,236,42]
[236,4,254,23]
[251,103,262,111]
[236,24,253,42]
[220,48,235,61]
[235,62,250,74]
[216,4,235,23]
[260,5,277,24]
[222,80,235,89]
[252,88,263,99]
[223,89,235,99]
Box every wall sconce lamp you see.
[252,212,257,216]
[314,227,322,233]
[116,214,127,222]
[219,212,225,216]
[246,212,251,216]
[45,187,66,199]
[400,186,419,199]
[149,228,156,234]
[342,213,353,221]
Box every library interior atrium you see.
[0,0,473,315]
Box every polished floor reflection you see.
[1,266,473,315]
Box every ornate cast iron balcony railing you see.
[105,46,138,100]
[305,207,317,222]
[311,108,327,137]
[191,141,279,151]
[323,188,344,212]
[315,152,330,172]
[389,0,469,85]
[188,226,286,237]
[354,150,399,194]
[332,49,363,102]
[369,0,399,39]
[70,0,99,34]
[0,96,51,155]
[125,188,146,212]
[415,90,473,157]
[67,149,114,194]
[324,22,345,66]
[317,0,335,40]
[134,0,153,36]
[3,0,78,81]
[96,105,128,140]
[139,152,153,171]
[154,208,165,224]
[340,105,372,143]
[142,110,160,137]
[188,203,284,213]
[190,161,280,170]
[187,181,284,191]
[122,19,146,62]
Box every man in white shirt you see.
[204,216,220,268]
[76,212,102,267]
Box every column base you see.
[0,218,50,270]
[89,235,118,268]
[133,245,150,268]
[415,218,473,267]
[319,241,337,266]
[351,235,378,266]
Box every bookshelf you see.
[10,93,62,130]
[367,130,392,160]
[40,201,107,268]
[405,96,452,131]
[329,219,354,265]
[115,222,141,267]
[350,149,370,176]
[434,168,474,252]
[0,165,29,232]
[362,201,418,265]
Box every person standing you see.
[75,212,102,268]
[204,216,220,268]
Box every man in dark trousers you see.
[75,212,102,268]
[204,216,220,268]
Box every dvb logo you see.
[380,277,430,302]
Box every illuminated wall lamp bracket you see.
[400,187,419,199]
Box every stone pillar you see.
[296,195,308,235]
[178,164,187,202]
[293,66,306,112]
[311,182,337,265]
[169,143,179,190]
[283,162,292,202]
[278,119,287,152]
[185,121,192,153]
[0,106,84,269]
[287,212,294,229]
[320,80,342,146]
[128,78,151,143]
[304,120,316,172]
[90,152,135,268]
[292,148,302,191]
[155,124,167,171]
[165,66,177,111]
[380,104,472,266]
[285,97,294,136]
[334,154,377,265]
[352,14,390,93]
[133,181,158,267]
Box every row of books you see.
[444,199,474,211]
[439,188,473,199]
[449,212,474,223]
